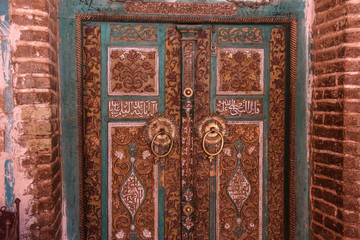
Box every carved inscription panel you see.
[216,99,262,117]
[109,100,158,119]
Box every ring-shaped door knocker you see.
[151,131,174,158]
[202,128,224,163]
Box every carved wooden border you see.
[76,14,297,240]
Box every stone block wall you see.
[8,0,61,238]
[311,0,360,239]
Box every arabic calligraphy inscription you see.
[216,99,262,116]
[109,100,158,118]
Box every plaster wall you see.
[1,0,62,238]
[1,1,34,238]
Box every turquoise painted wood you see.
[59,1,310,239]
[79,20,296,239]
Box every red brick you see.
[345,129,360,142]
[314,101,344,112]
[315,0,333,13]
[14,45,55,61]
[344,31,360,43]
[337,46,360,58]
[312,138,343,153]
[314,90,324,99]
[313,114,324,124]
[324,88,344,99]
[314,49,336,62]
[323,190,344,207]
[15,62,56,75]
[343,156,360,170]
[11,14,49,27]
[343,196,360,212]
[312,151,343,166]
[313,176,343,194]
[313,126,344,139]
[343,183,360,198]
[314,75,336,87]
[15,92,55,105]
[315,164,343,181]
[312,210,324,224]
[20,30,50,42]
[324,114,344,126]
[344,225,360,238]
[16,76,52,89]
[344,102,360,113]
[11,0,49,12]
[312,187,324,199]
[339,210,360,224]
[312,1,360,238]
[311,222,336,239]
[343,141,360,155]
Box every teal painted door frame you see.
[75,14,301,239]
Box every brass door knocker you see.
[197,116,227,164]
[202,127,224,163]
[151,129,174,159]
[146,116,177,165]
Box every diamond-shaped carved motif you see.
[227,167,251,212]
[120,172,145,218]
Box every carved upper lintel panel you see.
[226,0,272,9]
[111,24,157,43]
[108,47,159,96]
[126,2,237,16]
[217,27,263,43]
[216,48,264,95]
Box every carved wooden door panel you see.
[81,21,291,240]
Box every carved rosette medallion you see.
[108,47,159,96]
[216,48,264,95]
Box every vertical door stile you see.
[177,25,202,240]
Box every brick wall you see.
[311,0,360,239]
[9,0,61,239]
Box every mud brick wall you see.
[311,0,360,239]
[9,0,61,239]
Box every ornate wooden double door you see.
[82,19,293,240]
